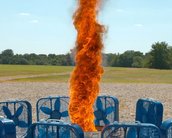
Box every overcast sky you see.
[0,0,172,54]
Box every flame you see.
[69,0,104,131]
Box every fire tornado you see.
[69,0,105,131]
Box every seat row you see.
[0,96,171,138]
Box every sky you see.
[0,0,172,55]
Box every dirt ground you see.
[0,82,172,122]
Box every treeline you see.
[0,51,74,66]
[0,41,172,69]
[105,42,172,69]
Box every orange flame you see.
[69,0,104,132]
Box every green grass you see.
[0,65,73,77]
[0,65,172,84]
[13,74,71,83]
[103,67,172,83]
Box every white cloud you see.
[134,24,143,27]
[30,19,39,24]
[19,12,31,16]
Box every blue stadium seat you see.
[101,122,161,138]
[136,98,163,127]
[0,100,32,137]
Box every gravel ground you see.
[0,82,172,122]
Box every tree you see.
[66,53,73,66]
[0,53,2,64]
[132,56,143,68]
[12,54,28,64]
[168,46,172,69]
[37,54,48,65]
[149,42,170,69]
[106,53,120,67]
[0,49,14,64]
[143,53,152,68]
[118,50,143,67]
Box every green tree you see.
[143,53,151,68]
[132,56,143,68]
[29,53,38,65]
[0,53,2,64]
[48,54,56,65]
[13,54,29,65]
[168,46,172,68]
[0,49,14,64]
[118,50,143,67]
[37,54,48,65]
[149,42,170,69]
[66,53,73,66]
[108,53,120,67]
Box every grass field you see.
[0,64,172,83]
[0,65,73,77]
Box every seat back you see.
[0,100,32,137]
[161,118,172,138]
[27,119,84,138]
[136,98,163,127]
[101,122,161,138]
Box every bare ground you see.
[0,82,172,122]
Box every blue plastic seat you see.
[0,100,32,137]
[101,122,161,138]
